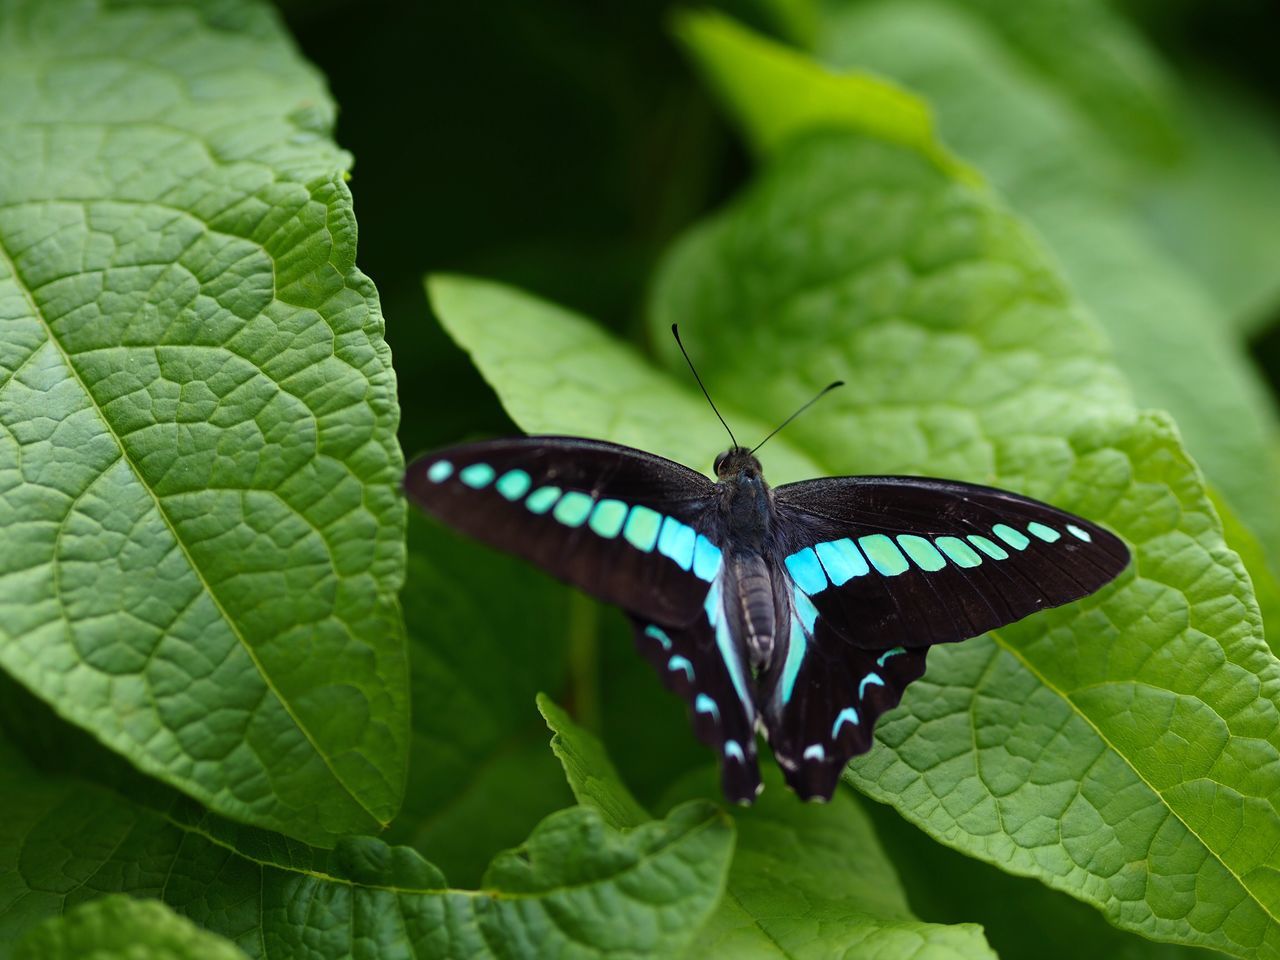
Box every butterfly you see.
[404,327,1131,803]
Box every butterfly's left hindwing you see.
[763,474,1130,799]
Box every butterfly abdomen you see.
[725,552,777,673]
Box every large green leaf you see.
[541,694,998,959]
[0,0,406,842]
[432,130,1280,954]
[14,897,249,960]
[385,516,573,885]
[815,0,1280,567]
[0,731,732,960]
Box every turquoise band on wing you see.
[431,460,725,581]
[781,518,1079,593]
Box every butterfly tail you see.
[628,615,762,804]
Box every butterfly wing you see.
[406,436,761,797]
[628,613,761,803]
[405,437,722,625]
[763,475,1130,799]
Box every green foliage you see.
[0,731,733,959]
[542,693,999,957]
[4,0,1280,956]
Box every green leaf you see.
[0,730,734,960]
[815,0,1280,568]
[673,8,974,180]
[384,515,573,884]
[860,795,1228,960]
[0,0,406,842]
[542,692,998,958]
[14,896,249,960]
[649,128,1280,957]
[537,694,650,830]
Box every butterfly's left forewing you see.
[763,474,1130,799]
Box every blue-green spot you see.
[1067,524,1092,542]
[1028,521,1061,543]
[993,523,1030,550]
[898,534,946,572]
[589,498,628,538]
[859,673,885,698]
[460,462,495,489]
[553,490,594,527]
[427,460,453,483]
[781,616,807,705]
[967,535,1008,560]
[525,486,561,514]
[859,534,909,576]
[803,744,825,760]
[785,547,828,594]
[495,469,531,501]
[876,647,905,667]
[725,740,745,761]
[644,625,672,650]
[693,535,722,581]
[815,538,868,585]
[623,505,662,551]
[793,588,818,633]
[668,655,694,681]
[695,694,720,722]
[831,707,860,737]
[936,536,982,568]
[658,516,696,571]
[707,578,752,707]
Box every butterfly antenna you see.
[672,324,739,449]
[750,380,845,455]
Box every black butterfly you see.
[405,330,1130,803]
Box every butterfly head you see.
[714,447,763,482]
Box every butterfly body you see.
[406,435,1129,804]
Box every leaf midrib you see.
[0,229,379,825]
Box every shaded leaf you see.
[384,515,573,885]
[0,0,406,842]
[537,694,649,830]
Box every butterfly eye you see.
[713,452,727,474]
